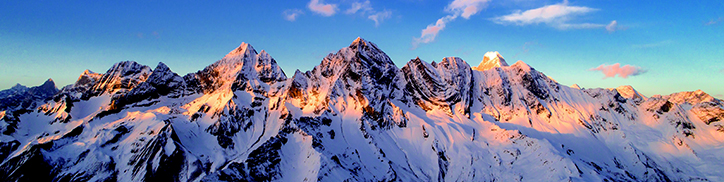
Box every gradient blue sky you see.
[1,0,722,98]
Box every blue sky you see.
[1,0,723,98]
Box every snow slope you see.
[1,38,723,181]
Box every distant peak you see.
[694,89,705,95]
[615,85,646,100]
[42,78,55,86]
[225,42,256,58]
[473,51,509,71]
[11,83,26,90]
[37,78,58,90]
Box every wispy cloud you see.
[590,63,647,79]
[715,94,723,98]
[705,17,723,26]
[493,0,615,31]
[632,40,673,49]
[446,0,491,19]
[413,15,456,49]
[605,20,628,33]
[606,20,617,32]
[368,10,392,27]
[346,0,372,14]
[308,0,337,17]
[412,0,491,49]
[283,9,304,21]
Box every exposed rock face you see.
[0,79,59,112]
[1,38,723,181]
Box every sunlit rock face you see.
[1,38,723,181]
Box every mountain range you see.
[1,38,723,181]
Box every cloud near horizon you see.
[412,0,491,49]
[308,0,337,17]
[590,63,647,79]
[493,1,615,31]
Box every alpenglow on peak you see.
[473,51,508,71]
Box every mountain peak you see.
[666,89,719,105]
[224,42,256,58]
[352,37,366,45]
[11,83,26,90]
[40,78,56,89]
[348,37,384,54]
[615,85,646,100]
[91,61,152,94]
[473,51,508,71]
[81,69,96,76]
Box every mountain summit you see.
[473,51,508,71]
[1,38,723,181]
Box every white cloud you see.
[308,0,337,17]
[346,0,372,14]
[413,0,492,49]
[705,17,723,26]
[494,2,596,25]
[590,63,647,79]
[446,0,491,19]
[413,15,457,49]
[493,1,616,31]
[368,10,392,27]
[606,20,617,32]
[283,9,304,21]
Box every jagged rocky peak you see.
[29,78,59,97]
[224,42,254,59]
[615,85,646,100]
[401,56,473,106]
[439,57,472,71]
[75,69,102,86]
[665,89,722,105]
[473,51,508,71]
[311,37,396,84]
[91,61,152,95]
[0,78,60,112]
[220,42,287,83]
[252,50,287,83]
[38,78,56,90]
[146,62,182,87]
[10,83,27,91]
[188,42,287,93]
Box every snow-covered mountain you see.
[1,38,723,181]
